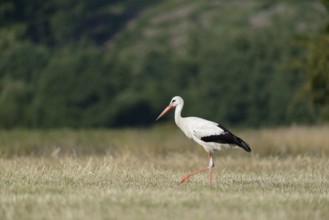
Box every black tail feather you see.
[235,137,251,152]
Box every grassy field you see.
[1,125,329,220]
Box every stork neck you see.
[174,103,184,125]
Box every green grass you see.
[0,126,329,219]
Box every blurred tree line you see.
[0,0,327,128]
[303,0,329,121]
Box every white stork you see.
[156,96,251,186]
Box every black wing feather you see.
[201,126,251,152]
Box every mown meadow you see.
[1,125,329,220]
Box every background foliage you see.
[0,0,328,128]
[302,0,329,121]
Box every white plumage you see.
[156,96,251,186]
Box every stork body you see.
[156,96,251,186]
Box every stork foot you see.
[179,174,191,184]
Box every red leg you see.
[179,153,214,185]
[209,167,213,186]
[208,153,214,186]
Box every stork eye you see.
[172,100,176,103]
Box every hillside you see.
[0,0,328,128]
[108,0,327,126]
[112,0,326,62]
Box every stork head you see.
[170,96,184,107]
[156,96,183,121]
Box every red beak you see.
[156,104,174,121]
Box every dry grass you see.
[0,125,329,157]
[244,125,329,156]
[0,125,329,220]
